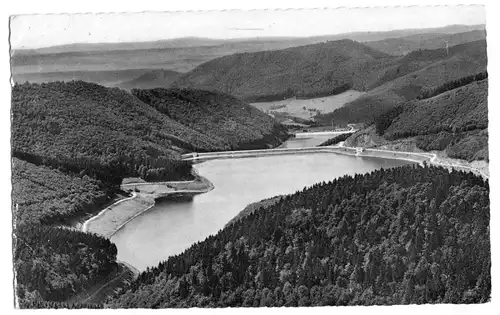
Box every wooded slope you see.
[133,88,288,150]
[174,39,392,101]
[109,165,490,307]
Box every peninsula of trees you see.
[110,165,490,307]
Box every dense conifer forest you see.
[173,39,390,101]
[416,72,487,100]
[369,78,488,161]
[11,81,288,308]
[10,28,490,310]
[12,158,112,225]
[14,224,117,304]
[132,88,288,150]
[11,81,220,183]
[109,164,490,307]
[314,40,487,127]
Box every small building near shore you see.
[356,147,365,155]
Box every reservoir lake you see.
[111,137,413,270]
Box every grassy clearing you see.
[252,90,365,120]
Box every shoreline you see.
[81,172,214,239]
[183,145,489,179]
[81,144,488,241]
[81,192,141,234]
[77,144,487,276]
[323,146,489,179]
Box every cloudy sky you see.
[10,5,485,49]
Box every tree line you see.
[317,133,352,146]
[417,72,488,100]
[247,83,353,103]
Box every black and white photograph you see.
[6,2,495,311]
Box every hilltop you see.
[12,81,218,183]
[12,24,484,56]
[12,81,287,183]
[11,24,485,89]
[365,30,486,56]
[315,40,487,126]
[344,78,488,162]
[133,88,288,150]
[172,38,486,128]
[173,39,391,101]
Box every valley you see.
[11,20,490,309]
[10,24,485,92]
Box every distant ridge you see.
[12,37,226,55]
[12,24,485,56]
[365,29,486,56]
[173,39,392,101]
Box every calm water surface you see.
[112,148,412,270]
[278,135,336,148]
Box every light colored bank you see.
[82,172,214,238]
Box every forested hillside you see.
[173,39,392,101]
[12,81,287,308]
[11,24,489,309]
[11,81,219,183]
[12,158,112,225]
[12,158,121,307]
[385,79,488,139]
[315,40,487,127]
[133,88,288,150]
[109,164,490,307]
[174,38,486,128]
[370,78,488,162]
[14,224,118,306]
[12,82,287,184]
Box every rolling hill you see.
[13,24,484,56]
[12,80,288,307]
[12,81,287,184]
[365,30,486,56]
[173,39,392,101]
[11,22,489,309]
[11,24,485,88]
[384,79,488,139]
[13,37,228,55]
[133,88,288,149]
[12,81,217,183]
[344,77,488,162]
[315,40,487,126]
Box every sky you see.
[10,5,486,49]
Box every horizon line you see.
[11,22,485,52]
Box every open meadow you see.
[251,90,365,120]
